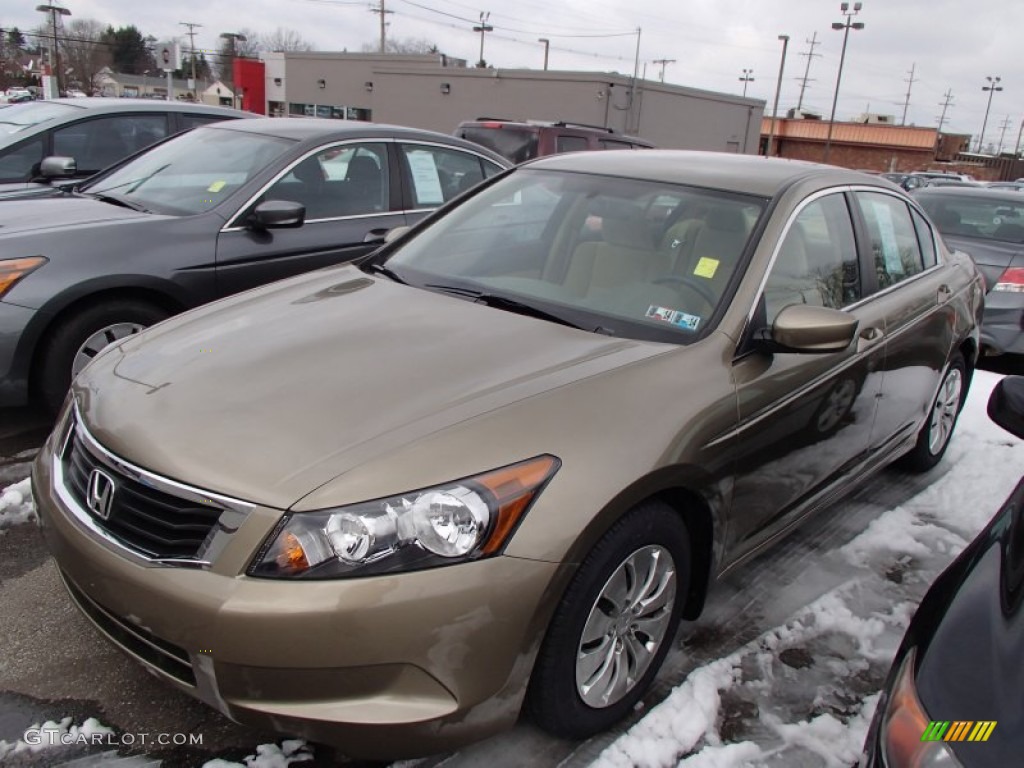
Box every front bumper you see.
[0,299,38,407]
[33,426,561,759]
[981,292,1024,355]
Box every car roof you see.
[914,186,1024,204]
[208,118,510,160]
[19,98,249,117]
[521,150,877,198]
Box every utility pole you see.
[996,115,1012,155]
[35,3,71,97]
[538,38,549,70]
[180,21,201,97]
[795,31,821,113]
[629,27,641,133]
[900,62,916,125]
[739,68,754,97]
[371,1,393,53]
[473,12,493,68]
[1014,118,1024,158]
[936,89,954,132]
[653,58,675,83]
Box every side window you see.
[599,139,635,150]
[555,135,589,153]
[857,192,925,290]
[264,142,389,221]
[911,208,938,268]
[0,137,44,182]
[401,144,488,207]
[764,194,861,324]
[53,115,169,173]
[482,159,504,178]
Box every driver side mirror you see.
[247,200,305,230]
[755,304,859,354]
[39,156,77,180]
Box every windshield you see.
[384,169,765,344]
[918,194,1024,244]
[85,126,292,215]
[0,101,79,138]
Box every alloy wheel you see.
[72,322,147,377]
[928,367,963,455]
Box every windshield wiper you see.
[425,284,586,330]
[88,192,151,213]
[361,262,407,284]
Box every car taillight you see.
[993,267,1024,293]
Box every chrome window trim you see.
[52,407,255,566]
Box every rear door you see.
[215,140,404,297]
[397,141,506,224]
[851,189,959,456]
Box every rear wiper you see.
[426,284,586,330]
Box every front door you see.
[215,141,405,298]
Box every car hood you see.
[74,266,663,509]
[0,194,151,235]
[0,181,66,200]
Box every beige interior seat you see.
[674,206,752,300]
[563,212,668,298]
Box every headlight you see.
[881,648,963,767]
[250,455,559,579]
[0,256,47,299]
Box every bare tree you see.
[260,27,313,53]
[61,18,110,94]
[360,37,440,55]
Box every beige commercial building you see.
[261,52,764,154]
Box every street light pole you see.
[35,3,71,97]
[978,76,1003,153]
[739,68,754,97]
[537,38,549,70]
[823,2,865,164]
[766,35,790,157]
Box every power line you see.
[936,88,954,132]
[795,31,820,112]
[371,1,393,52]
[900,62,916,125]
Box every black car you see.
[863,375,1024,767]
[0,118,508,410]
[0,98,250,198]
[914,187,1024,356]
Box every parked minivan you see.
[454,118,653,163]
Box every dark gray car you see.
[0,118,508,409]
[915,186,1024,356]
[0,98,251,199]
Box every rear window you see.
[458,126,538,164]
[918,194,1024,244]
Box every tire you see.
[898,352,967,473]
[37,300,169,413]
[526,501,690,739]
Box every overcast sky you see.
[7,0,1022,148]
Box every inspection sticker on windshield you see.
[693,257,719,279]
[646,305,701,331]
[207,180,227,193]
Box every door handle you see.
[857,326,884,352]
[937,283,952,302]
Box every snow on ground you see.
[0,477,35,530]
[594,369,1024,768]
[200,739,314,767]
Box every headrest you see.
[705,206,748,233]
[602,215,653,249]
[346,155,380,183]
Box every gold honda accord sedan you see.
[34,151,983,758]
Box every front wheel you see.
[898,352,967,473]
[37,300,169,413]
[526,501,690,739]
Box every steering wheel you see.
[652,274,718,310]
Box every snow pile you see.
[0,716,113,759]
[0,477,35,530]
[201,739,314,768]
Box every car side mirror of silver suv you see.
[39,156,77,179]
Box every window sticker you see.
[207,180,226,193]
[693,257,720,279]
[869,199,904,275]
[406,150,444,206]
[645,305,701,331]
